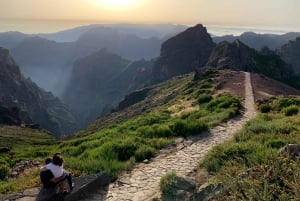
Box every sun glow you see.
[100,0,137,7]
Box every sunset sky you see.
[0,0,299,31]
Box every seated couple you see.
[40,153,74,193]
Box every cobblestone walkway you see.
[83,72,257,201]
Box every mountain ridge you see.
[0,47,78,136]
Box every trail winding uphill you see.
[85,72,257,201]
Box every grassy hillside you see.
[0,70,242,195]
[200,96,300,200]
[0,127,55,195]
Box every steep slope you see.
[278,37,300,74]
[213,32,300,50]
[206,40,257,71]
[0,47,77,136]
[152,24,216,82]
[62,49,153,129]
[0,101,31,126]
[206,40,297,86]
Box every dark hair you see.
[52,153,64,166]
[45,157,52,165]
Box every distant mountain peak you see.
[152,24,216,82]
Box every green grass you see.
[160,171,177,199]
[0,71,242,196]
[200,97,300,200]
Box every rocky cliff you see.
[0,101,31,126]
[206,40,296,85]
[206,40,257,71]
[278,37,300,74]
[152,24,216,82]
[0,47,78,136]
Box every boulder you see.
[36,173,109,201]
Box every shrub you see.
[95,138,140,162]
[160,171,177,198]
[200,142,262,172]
[137,124,173,138]
[0,180,15,195]
[273,98,300,111]
[199,83,212,89]
[149,138,173,149]
[265,139,286,149]
[170,119,208,137]
[0,165,9,180]
[170,119,186,136]
[185,120,208,135]
[214,157,300,200]
[283,105,299,116]
[259,104,271,113]
[114,140,140,161]
[206,94,240,112]
[134,145,155,162]
[195,89,212,97]
[197,94,213,104]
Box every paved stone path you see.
[84,72,257,201]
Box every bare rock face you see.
[206,40,296,82]
[0,47,78,136]
[278,37,300,74]
[0,102,29,125]
[206,40,257,71]
[152,24,216,82]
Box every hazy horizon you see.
[0,0,299,34]
[0,18,298,37]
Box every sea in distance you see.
[0,18,299,37]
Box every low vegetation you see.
[200,96,300,200]
[0,71,241,195]
[160,171,177,199]
[0,127,54,195]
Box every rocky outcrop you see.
[206,40,257,71]
[0,173,109,201]
[0,47,78,136]
[152,24,216,82]
[0,102,30,126]
[206,40,297,84]
[117,88,150,111]
[278,37,300,74]
[9,160,40,178]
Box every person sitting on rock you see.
[40,157,64,189]
[40,153,74,192]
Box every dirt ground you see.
[213,70,245,99]
[213,70,300,104]
[251,73,300,102]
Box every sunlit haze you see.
[100,0,138,7]
[0,0,299,33]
